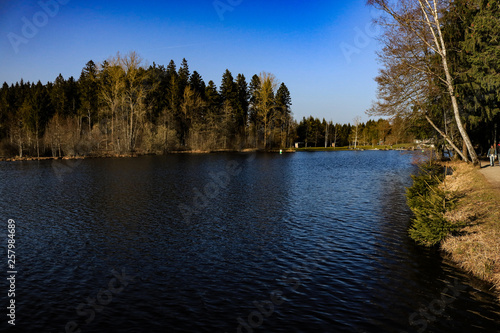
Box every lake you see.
[1,151,499,332]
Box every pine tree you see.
[65,76,79,117]
[189,71,205,98]
[166,60,179,112]
[50,74,67,117]
[220,69,237,104]
[144,62,167,123]
[79,60,99,133]
[205,80,221,149]
[462,0,500,140]
[406,162,462,246]
[164,60,182,145]
[220,69,238,147]
[0,83,10,140]
[178,58,190,99]
[275,83,292,148]
[22,81,51,157]
[248,74,261,147]
[235,73,249,143]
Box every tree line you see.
[0,52,294,158]
[295,116,416,148]
[368,0,500,163]
[0,51,426,158]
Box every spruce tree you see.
[248,74,261,145]
[189,71,206,99]
[178,58,190,98]
[462,0,500,127]
[0,83,10,140]
[205,80,221,148]
[235,73,249,142]
[220,69,238,145]
[50,74,67,117]
[275,83,292,148]
[78,60,99,132]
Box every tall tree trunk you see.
[324,122,329,148]
[129,104,134,151]
[87,108,92,133]
[442,55,476,163]
[370,0,479,164]
[263,120,267,150]
[111,106,115,153]
[18,129,22,158]
[424,114,467,161]
[421,0,478,164]
[36,126,39,159]
[462,137,467,161]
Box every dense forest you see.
[0,52,417,158]
[0,52,296,158]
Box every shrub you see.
[406,162,462,246]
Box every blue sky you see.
[0,0,382,124]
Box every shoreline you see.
[439,161,500,301]
[0,148,297,162]
[0,146,432,162]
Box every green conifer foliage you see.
[406,162,463,246]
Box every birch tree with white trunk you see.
[367,0,478,164]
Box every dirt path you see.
[478,160,500,189]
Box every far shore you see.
[0,144,435,162]
[0,148,297,162]
[296,143,423,152]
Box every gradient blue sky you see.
[0,0,381,124]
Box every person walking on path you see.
[488,145,497,166]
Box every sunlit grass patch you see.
[440,162,500,301]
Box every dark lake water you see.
[1,151,499,333]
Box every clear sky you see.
[0,0,382,124]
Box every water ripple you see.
[0,152,499,332]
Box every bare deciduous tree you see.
[352,116,362,149]
[257,72,278,149]
[367,0,478,164]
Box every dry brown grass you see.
[440,161,500,300]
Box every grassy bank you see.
[439,162,500,301]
